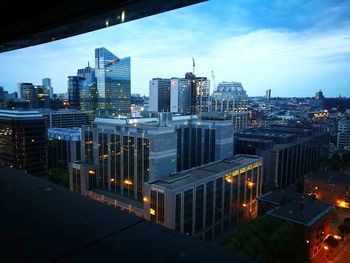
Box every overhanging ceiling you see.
[0,0,206,53]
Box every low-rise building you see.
[304,170,350,208]
[258,189,333,260]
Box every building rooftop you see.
[0,165,253,263]
[267,198,332,227]
[305,170,350,186]
[0,110,43,119]
[259,189,333,227]
[149,154,262,190]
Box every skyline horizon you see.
[1,0,349,98]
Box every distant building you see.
[149,78,171,112]
[259,189,333,260]
[265,89,271,100]
[235,126,329,191]
[95,47,131,116]
[68,76,85,110]
[42,78,53,99]
[48,128,81,174]
[17,83,50,108]
[315,89,325,100]
[77,63,98,111]
[185,72,210,115]
[304,170,350,209]
[337,119,350,149]
[0,110,47,176]
[210,82,248,131]
[170,78,191,114]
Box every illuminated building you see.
[0,110,47,176]
[259,189,332,260]
[95,47,130,116]
[304,170,350,208]
[17,83,50,109]
[144,155,263,240]
[75,114,233,202]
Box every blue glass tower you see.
[95,47,131,115]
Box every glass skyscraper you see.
[95,47,131,115]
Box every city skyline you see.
[0,0,349,97]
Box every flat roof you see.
[0,165,253,263]
[0,110,43,119]
[305,170,350,186]
[149,154,262,190]
[267,198,332,227]
[259,189,333,227]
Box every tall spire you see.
[88,61,90,67]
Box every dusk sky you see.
[0,0,349,97]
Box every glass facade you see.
[68,76,85,109]
[95,47,131,115]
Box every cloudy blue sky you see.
[0,0,349,97]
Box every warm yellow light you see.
[88,170,95,175]
[124,179,133,186]
[225,175,232,183]
[242,203,247,207]
[110,178,115,182]
[247,181,254,188]
[150,208,156,215]
[333,234,342,240]
[324,245,329,250]
[143,197,149,203]
[336,199,350,208]
[306,240,310,244]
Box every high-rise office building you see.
[149,78,171,112]
[210,82,248,131]
[70,114,261,240]
[0,87,5,109]
[265,89,271,100]
[337,119,350,149]
[0,110,47,176]
[95,47,131,116]
[185,72,210,115]
[315,89,325,100]
[42,78,53,99]
[170,78,191,114]
[77,63,97,111]
[68,76,85,110]
[78,114,234,202]
[77,63,95,85]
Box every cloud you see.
[0,0,349,97]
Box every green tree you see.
[224,216,309,263]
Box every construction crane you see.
[192,57,195,75]
[211,70,217,91]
